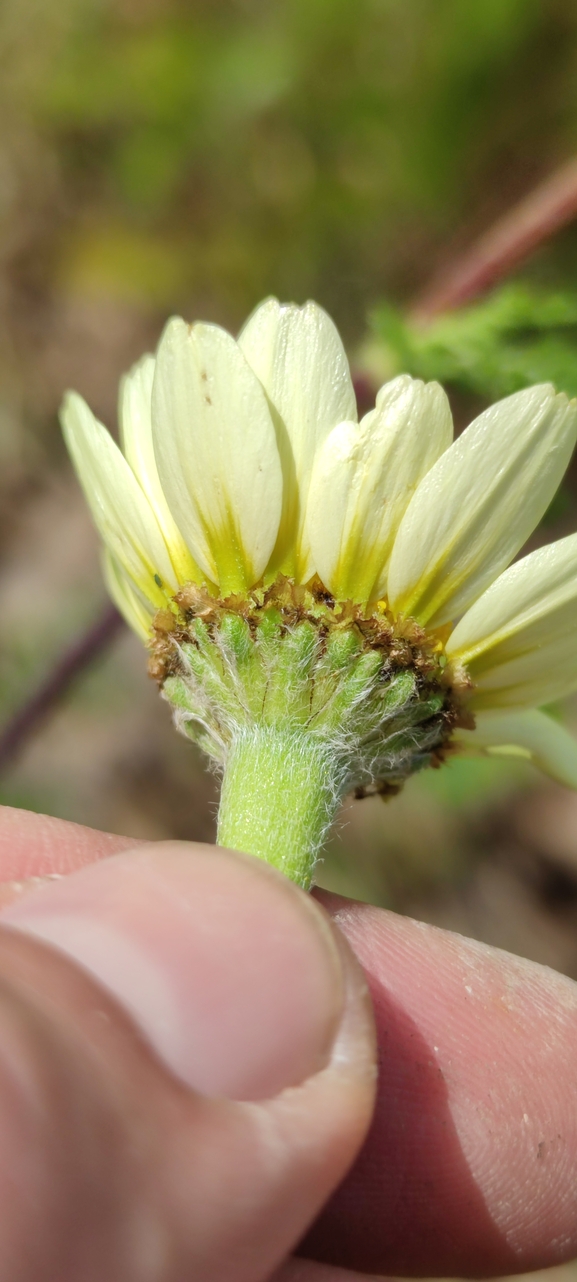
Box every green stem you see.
[216,726,343,889]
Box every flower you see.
[61,297,577,801]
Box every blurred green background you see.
[4,0,577,999]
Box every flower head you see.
[61,297,577,863]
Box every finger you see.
[0,804,138,904]
[305,890,577,1278]
[272,1260,387,1280]
[0,844,376,1281]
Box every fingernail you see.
[1,843,345,1101]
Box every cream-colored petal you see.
[61,390,175,608]
[238,298,357,582]
[307,375,452,603]
[119,353,155,474]
[446,532,577,710]
[468,630,577,711]
[388,384,577,627]
[102,549,154,642]
[454,709,577,789]
[119,355,202,586]
[152,318,283,595]
[448,532,577,662]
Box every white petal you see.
[102,550,154,642]
[307,376,452,603]
[468,633,577,711]
[446,533,577,710]
[119,355,202,585]
[238,298,357,581]
[454,709,577,789]
[152,318,283,595]
[388,385,577,626]
[448,530,577,661]
[61,391,176,607]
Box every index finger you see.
[305,890,577,1277]
[0,804,138,897]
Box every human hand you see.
[0,806,576,1281]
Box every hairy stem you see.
[216,726,343,890]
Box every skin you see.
[0,806,577,1279]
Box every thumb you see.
[0,842,376,1281]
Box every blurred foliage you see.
[4,0,577,333]
[366,282,577,401]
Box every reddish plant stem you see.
[0,604,123,774]
[412,157,577,322]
